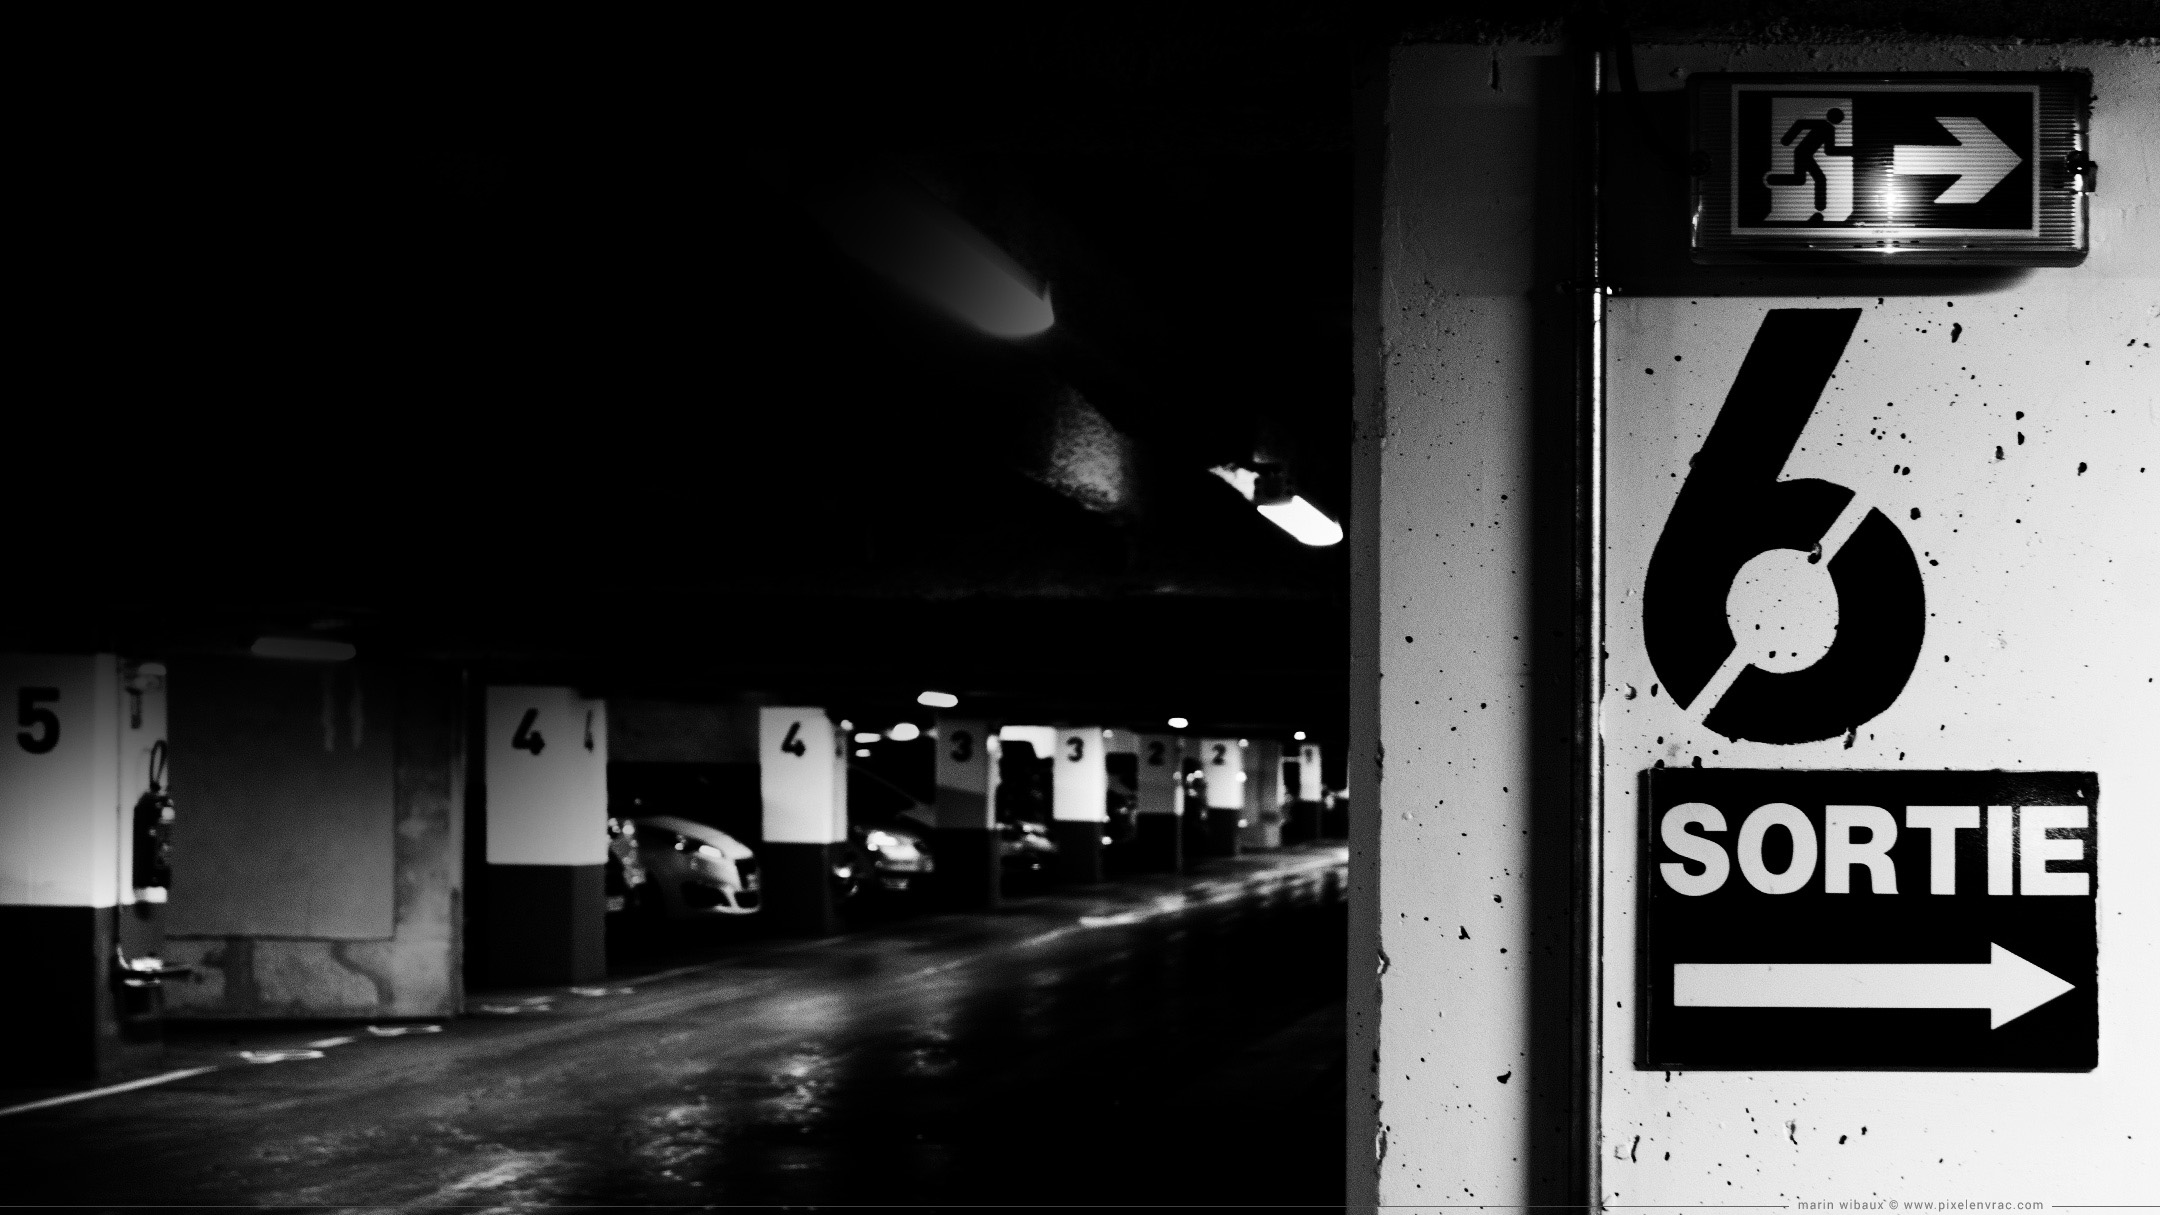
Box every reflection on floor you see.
[4,843,1348,1211]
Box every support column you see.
[1132,733,1183,872]
[1049,725,1106,884]
[1285,742,1324,843]
[931,717,999,909]
[0,653,154,1085]
[1238,737,1285,850]
[1197,737,1245,857]
[484,686,608,986]
[758,707,846,935]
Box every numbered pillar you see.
[1,653,167,1084]
[932,717,1000,909]
[1238,738,1286,850]
[1285,742,1325,843]
[1198,737,1246,857]
[484,687,609,985]
[1050,725,1108,884]
[758,708,847,935]
[1132,733,1184,872]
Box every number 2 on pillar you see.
[1642,309,1925,745]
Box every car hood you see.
[632,815,756,861]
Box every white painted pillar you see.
[0,653,138,1084]
[1133,733,1184,871]
[484,686,609,984]
[932,716,1000,906]
[758,707,846,934]
[1197,736,1246,857]
[1051,725,1107,882]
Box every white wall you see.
[759,707,845,844]
[1199,738,1248,810]
[1052,726,1107,822]
[1595,44,2159,1205]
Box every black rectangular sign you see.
[1691,74,2090,264]
[1640,769,2097,1071]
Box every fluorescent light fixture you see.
[917,690,959,709]
[887,722,922,742]
[854,748,872,758]
[854,732,883,744]
[1167,716,1188,729]
[1256,496,1343,547]
[251,636,356,662]
[1239,739,1249,747]
[1294,731,1307,741]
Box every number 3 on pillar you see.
[1642,308,1926,745]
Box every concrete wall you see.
[164,661,463,1019]
[1594,43,2158,1205]
[608,699,757,764]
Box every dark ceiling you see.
[14,11,1355,735]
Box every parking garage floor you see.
[4,843,1347,1212]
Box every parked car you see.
[998,816,1058,885]
[611,815,762,918]
[839,764,937,904]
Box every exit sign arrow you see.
[1891,116,2023,204]
[1674,943,2074,1029]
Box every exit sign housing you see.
[1689,73,2091,265]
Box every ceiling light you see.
[854,748,872,758]
[917,690,959,709]
[1256,496,1343,547]
[854,732,882,744]
[251,637,356,662]
[887,722,922,742]
[1294,731,1307,741]
[1167,716,1188,729]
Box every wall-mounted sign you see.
[1640,768,2097,1071]
[1690,73,2090,264]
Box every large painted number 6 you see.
[1642,309,1924,744]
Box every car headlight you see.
[864,830,900,852]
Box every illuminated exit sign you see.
[1690,74,2091,264]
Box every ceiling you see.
[13,11,1354,736]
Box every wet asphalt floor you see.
[4,844,1347,1212]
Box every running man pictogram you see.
[1765,106,1855,220]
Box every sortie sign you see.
[1639,768,2097,1071]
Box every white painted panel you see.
[1296,744,1324,801]
[758,707,842,844]
[1052,726,1107,822]
[1598,43,2158,1207]
[933,717,997,830]
[485,686,607,866]
[0,653,120,907]
[997,723,1057,761]
[1198,738,1247,810]
[1135,733,1182,816]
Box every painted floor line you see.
[0,1066,218,1118]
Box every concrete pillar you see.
[1050,725,1107,883]
[1197,737,1245,857]
[1132,733,1183,872]
[758,707,846,935]
[1355,43,1580,1208]
[483,686,607,985]
[931,717,999,908]
[0,653,165,1084]
[1238,737,1285,850]
[1285,742,1324,843]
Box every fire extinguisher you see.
[132,739,174,902]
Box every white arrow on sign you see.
[1674,943,2073,1029]
[1891,116,2023,205]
